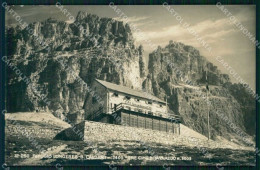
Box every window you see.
[133,116,138,127]
[148,101,152,105]
[122,113,129,126]
[138,109,143,113]
[138,117,144,128]
[125,96,131,100]
[146,118,153,129]
[113,92,119,97]
[130,115,135,127]
[153,120,160,131]
[160,121,167,132]
[135,99,140,102]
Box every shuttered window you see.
[133,115,138,127]
[138,116,144,128]
[153,119,160,131]
[129,115,135,127]
[160,121,167,132]
[121,113,129,126]
[146,118,153,130]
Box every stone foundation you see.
[55,120,184,145]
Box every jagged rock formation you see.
[144,41,255,141]
[6,12,145,118]
[5,12,255,142]
[147,41,230,87]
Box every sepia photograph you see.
[1,2,258,168]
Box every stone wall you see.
[83,121,180,145]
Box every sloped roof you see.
[95,79,166,104]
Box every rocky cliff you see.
[144,41,255,142]
[6,12,145,118]
[5,12,255,142]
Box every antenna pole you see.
[206,66,210,140]
[166,97,168,114]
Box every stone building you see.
[84,79,180,134]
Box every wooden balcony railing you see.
[114,103,181,121]
[87,103,181,122]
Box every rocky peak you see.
[142,40,255,141]
[6,12,136,57]
[75,11,89,21]
[149,41,230,86]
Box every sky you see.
[6,5,256,90]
